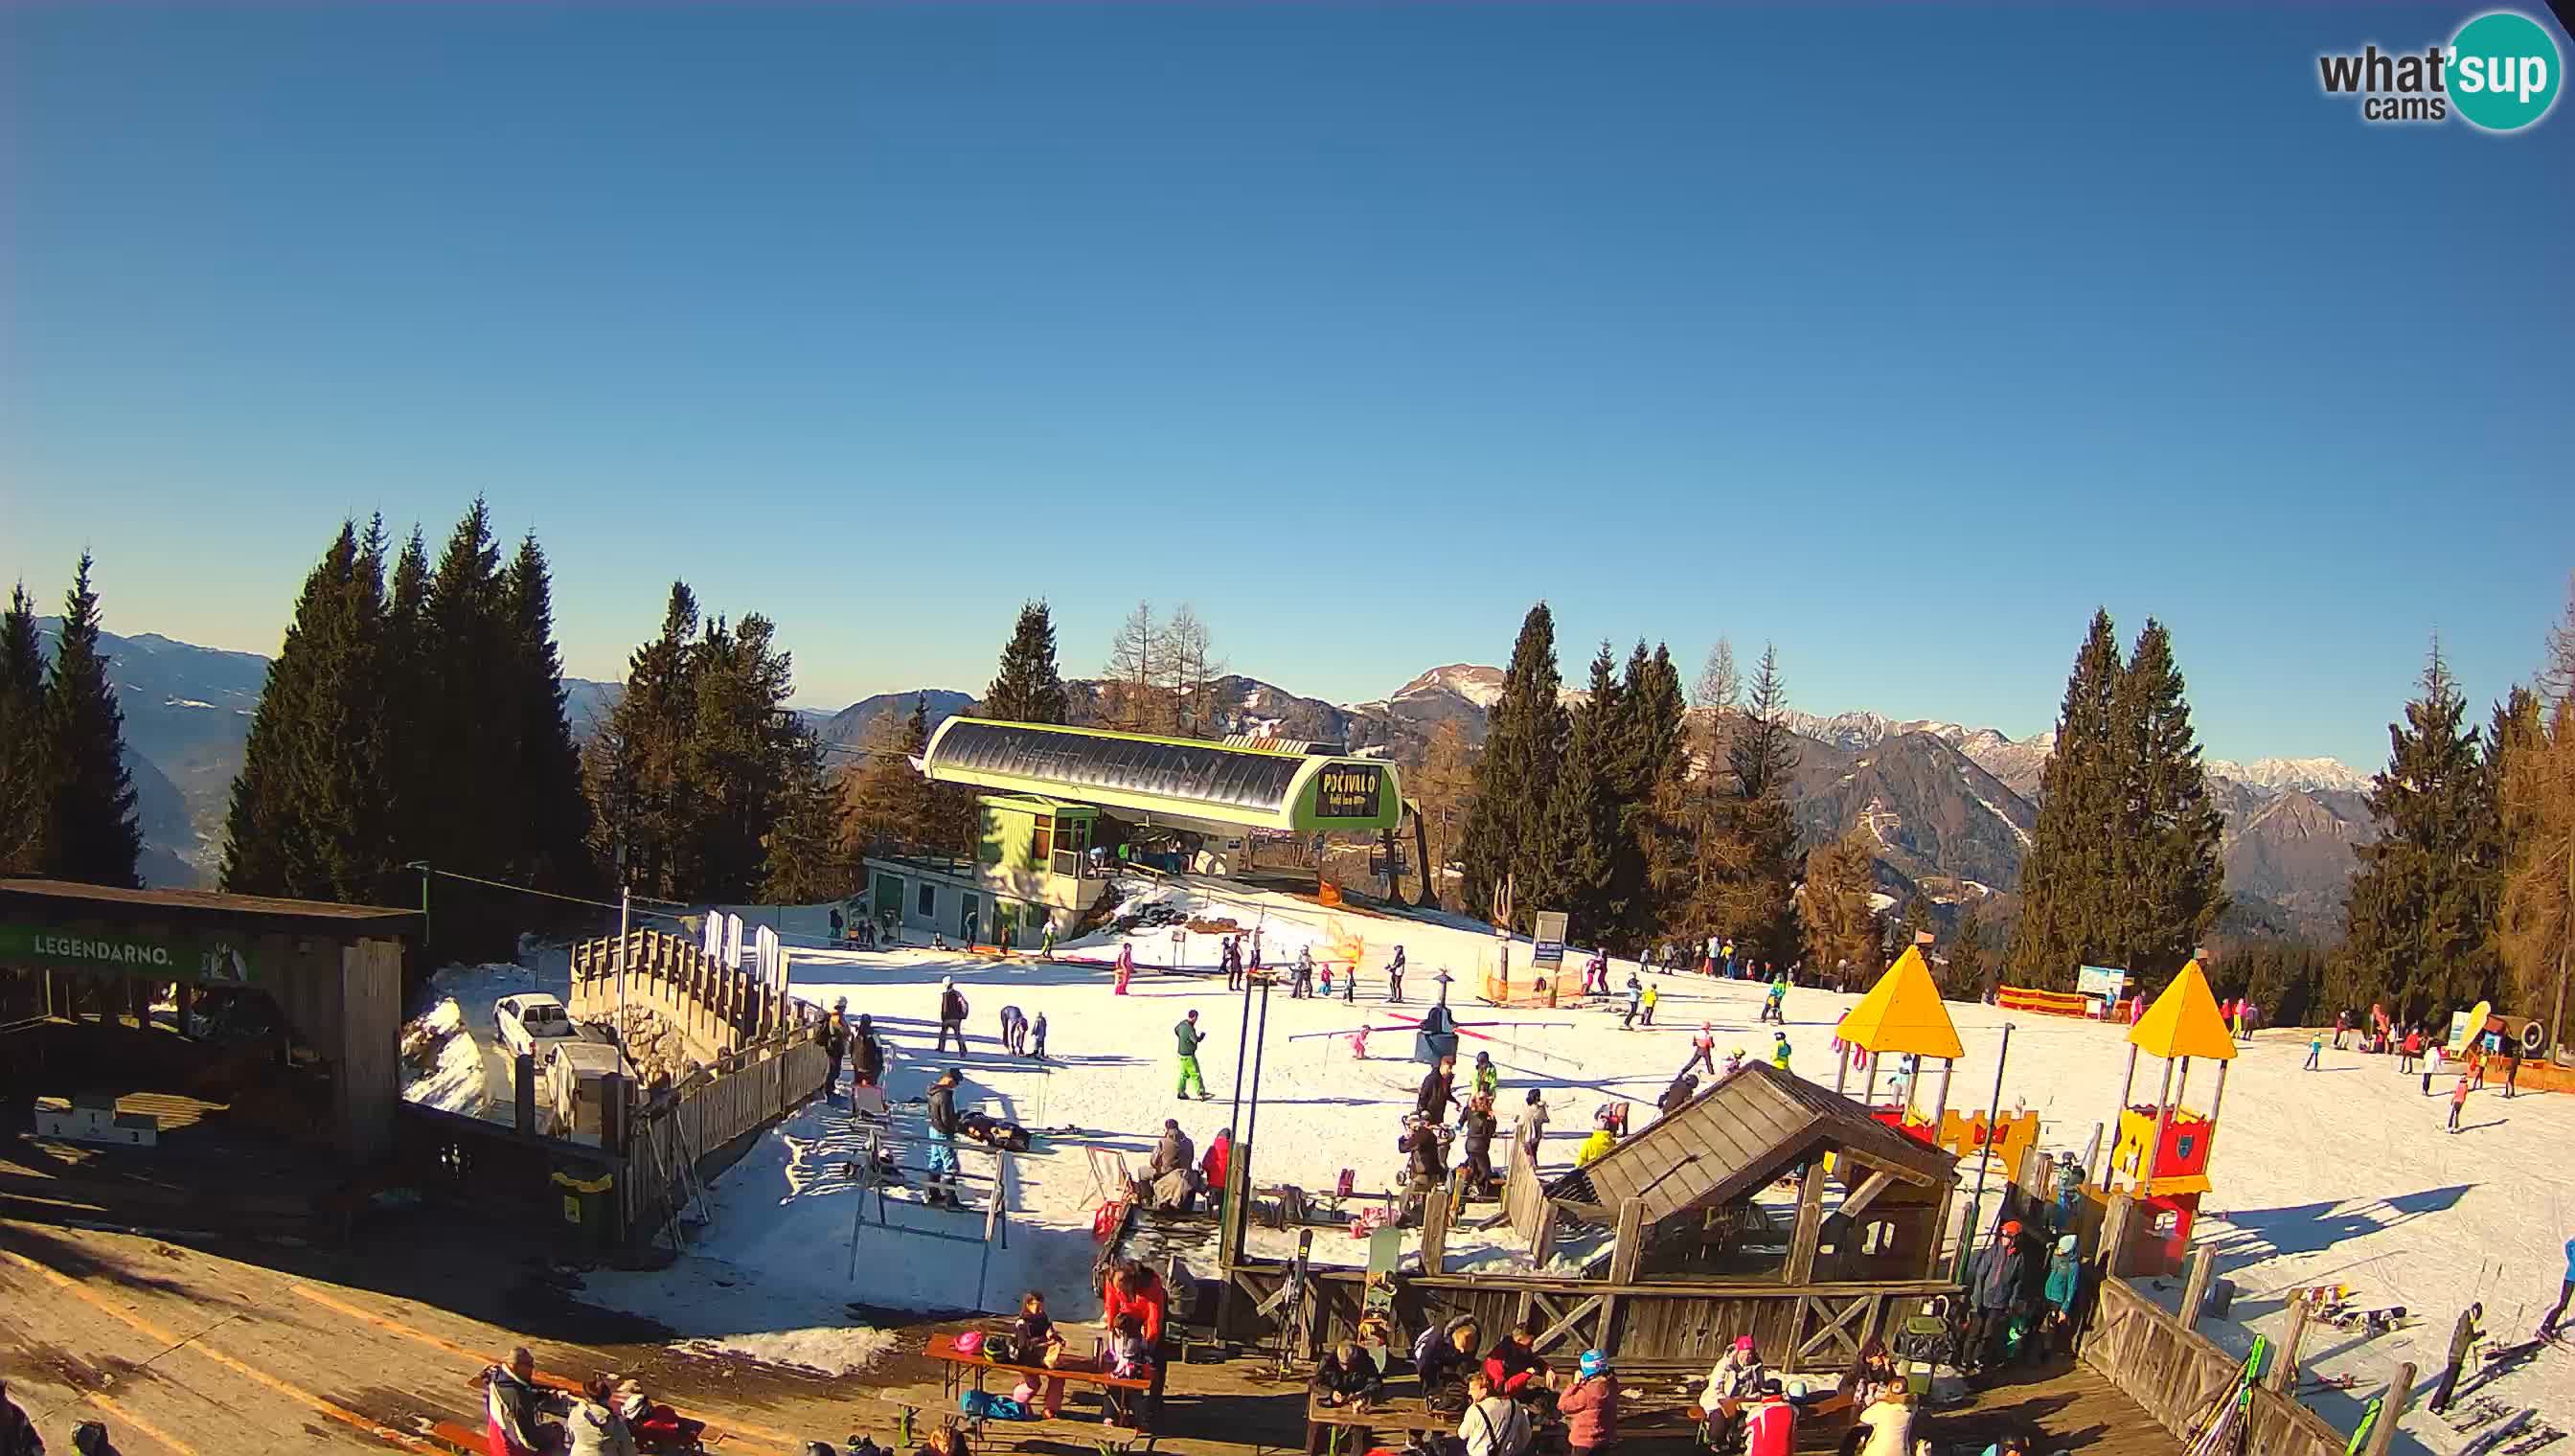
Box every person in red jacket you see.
[1742,1379,1796,1456]
[1553,1351,1620,1456]
[1483,1317,1552,1399]
[1200,1128,1232,1198]
[1102,1262,1172,1427]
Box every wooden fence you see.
[622,1022,831,1244]
[2078,1204,2407,1456]
[569,928,813,1060]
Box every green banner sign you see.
[0,922,257,984]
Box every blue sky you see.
[4,4,2569,768]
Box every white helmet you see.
[942,976,955,989]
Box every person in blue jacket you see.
[2541,1233,2574,1338]
[2041,1235,2084,1355]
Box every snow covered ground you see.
[430,877,2570,1450]
[398,952,571,1121]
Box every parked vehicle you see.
[495,993,578,1059]
[540,1037,634,1145]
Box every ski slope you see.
[449,876,2569,1449]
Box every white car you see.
[494,993,577,1059]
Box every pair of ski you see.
[2458,1409,2557,1456]
[2182,1335,2266,1456]
[2450,1331,2570,1407]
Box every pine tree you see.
[380,527,436,866]
[1894,893,1933,959]
[2104,620,2227,982]
[683,612,802,900]
[2332,644,2502,1021]
[2498,614,2575,1046]
[588,582,703,898]
[1948,905,1989,1000]
[501,533,594,893]
[2008,611,2128,989]
[1461,603,1567,929]
[0,583,52,874]
[1612,642,1687,946]
[1799,827,1881,983]
[1714,645,1803,963]
[761,727,849,902]
[42,553,143,887]
[1535,643,1625,944]
[419,499,512,883]
[983,601,1070,724]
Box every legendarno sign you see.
[0,923,256,984]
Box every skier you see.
[1769,1032,1793,1073]
[2429,1303,2483,1410]
[2447,1072,2470,1133]
[924,1067,964,1207]
[1473,1050,1501,1100]
[1766,972,1789,1024]
[1318,962,1334,998]
[1621,975,1644,1031]
[2303,1033,2321,1072]
[1686,1024,1718,1077]
[1387,945,1407,1003]
[1640,982,1660,1027]
[1115,942,1135,996]
[1174,1010,1213,1102]
[2539,1232,2572,1337]
[936,977,969,1056]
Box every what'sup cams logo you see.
[2318,10,2562,130]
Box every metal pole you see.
[618,882,631,1028]
[1235,979,1273,1268]
[1228,957,1254,1138]
[1954,1022,2013,1278]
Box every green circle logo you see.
[2450,11,2563,131]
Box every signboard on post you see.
[1531,911,1569,971]
[2076,965,2128,1015]
[1313,763,1385,821]
[0,922,256,985]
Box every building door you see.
[874,873,903,926]
[994,901,1020,949]
[959,893,981,945]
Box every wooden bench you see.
[924,1333,1157,1452]
[1303,1389,1455,1456]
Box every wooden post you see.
[2099,1192,2136,1279]
[2143,1055,2177,1192]
[514,1053,537,1134]
[1784,1159,1830,1284]
[1600,1197,1647,1356]
[2362,1364,2414,1456]
[2108,1046,2139,1188]
[2270,1295,2311,1394]
[1420,1184,1451,1275]
[1532,1201,1560,1269]
[2177,1246,2216,1331]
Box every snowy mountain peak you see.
[2204,756,2373,796]
[1782,709,1978,751]
[1386,663,1507,711]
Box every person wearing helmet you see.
[1968,1220,2034,1369]
[1769,1032,1793,1073]
[1555,1351,1621,1456]
[1724,1047,1746,1076]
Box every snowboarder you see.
[1387,945,1407,1003]
[1418,1055,1458,1124]
[1174,1010,1213,1101]
[1472,1050,1500,1099]
[475,1347,564,1456]
[1687,1024,1718,1076]
[1114,942,1134,996]
[924,1067,964,1207]
[2448,1072,2470,1133]
[1029,1011,1049,1060]
[936,977,968,1056]
[1769,1032,1793,1073]
[2304,1034,2322,1071]
[2430,1304,2483,1410]
[998,1005,1029,1057]
[1621,975,1643,1030]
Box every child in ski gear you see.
[1460,1095,1500,1194]
[1724,1048,1746,1076]
[1029,1012,1047,1059]
[2448,1073,2470,1132]
[1342,960,1357,1002]
[1741,1380,1795,1456]
[1014,1291,1069,1417]
[1200,1127,1231,1195]
[937,977,969,1055]
[1575,1126,1617,1168]
[2043,1235,2083,1354]
[1769,1033,1793,1072]
[1106,1315,1151,1379]
[2304,1034,2322,1071]
[2054,1150,2085,1225]
[1554,1351,1620,1456]
[1621,975,1643,1030]
[1114,942,1134,995]
[1473,1051,1501,1099]
[1688,1024,1718,1076]
[1174,1011,1212,1100]
[1640,983,1659,1025]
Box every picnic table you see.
[924,1332,1158,1451]
[1303,1389,1457,1456]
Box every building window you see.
[918,882,936,918]
[1033,817,1053,861]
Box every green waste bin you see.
[551,1168,616,1249]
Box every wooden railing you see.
[568,928,814,1062]
[620,1020,830,1244]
